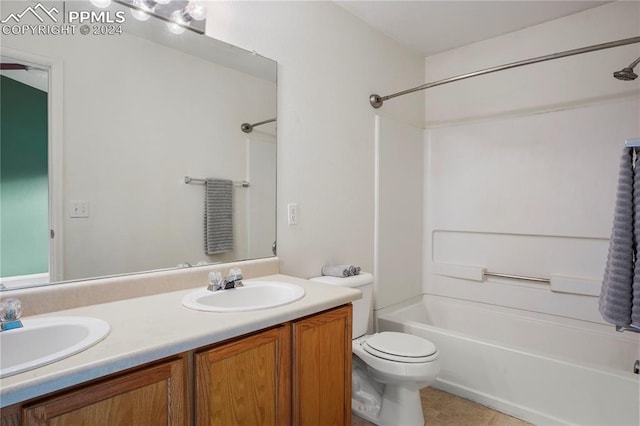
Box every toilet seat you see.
[362,332,437,363]
[353,334,440,386]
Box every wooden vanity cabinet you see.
[194,304,353,426]
[292,304,352,426]
[194,324,291,426]
[21,357,186,426]
[3,304,353,426]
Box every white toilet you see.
[311,273,440,426]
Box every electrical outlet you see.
[70,200,89,218]
[287,203,298,226]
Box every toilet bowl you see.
[310,273,440,426]
[352,332,440,425]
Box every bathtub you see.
[377,295,640,425]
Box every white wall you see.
[3,21,276,280]
[424,1,640,126]
[424,1,640,324]
[205,1,425,279]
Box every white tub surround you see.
[378,295,640,426]
[0,273,361,407]
[374,115,424,311]
[415,4,640,424]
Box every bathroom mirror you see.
[0,1,277,290]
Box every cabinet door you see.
[293,305,352,426]
[0,403,20,426]
[195,324,291,426]
[23,358,186,426]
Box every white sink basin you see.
[0,316,111,378]
[182,281,305,312]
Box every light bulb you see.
[131,0,152,20]
[90,0,111,8]
[185,1,206,21]
[136,0,156,12]
[170,9,190,25]
[131,8,150,21]
[167,21,186,34]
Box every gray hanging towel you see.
[204,178,233,254]
[600,147,635,327]
[633,149,640,327]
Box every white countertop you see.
[0,274,361,407]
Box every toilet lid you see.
[363,332,437,363]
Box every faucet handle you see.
[207,271,223,291]
[228,267,243,280]
[226,268,243,288]
[0,298,24,331]
[0,298,22,321]
[209,271,222,284]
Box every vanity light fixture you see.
[130,0,152,21]
[130,0,172,21]
[184,1,207,21]
[168,1,206,33]
[130,9,150,21]
[89,0,112,8]
[114,0,206,34]
[167,19,186,34]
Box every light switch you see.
[287,203,298,226]
[70,200,89,218]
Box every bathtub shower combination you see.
[378,295,640,425]
[366,32,640,426]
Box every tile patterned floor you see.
[352,388,532,426]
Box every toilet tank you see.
[310,272,373,338]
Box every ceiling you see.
[336,1,610,56]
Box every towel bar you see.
[484,271,550,283]
[615,324,640,333]
[625,138,640,148]
[184,176,250,187]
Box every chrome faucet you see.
[207,268,244,292]
[0,298,23,331]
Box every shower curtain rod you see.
[241,118,276,133]
[369,36,640,109]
